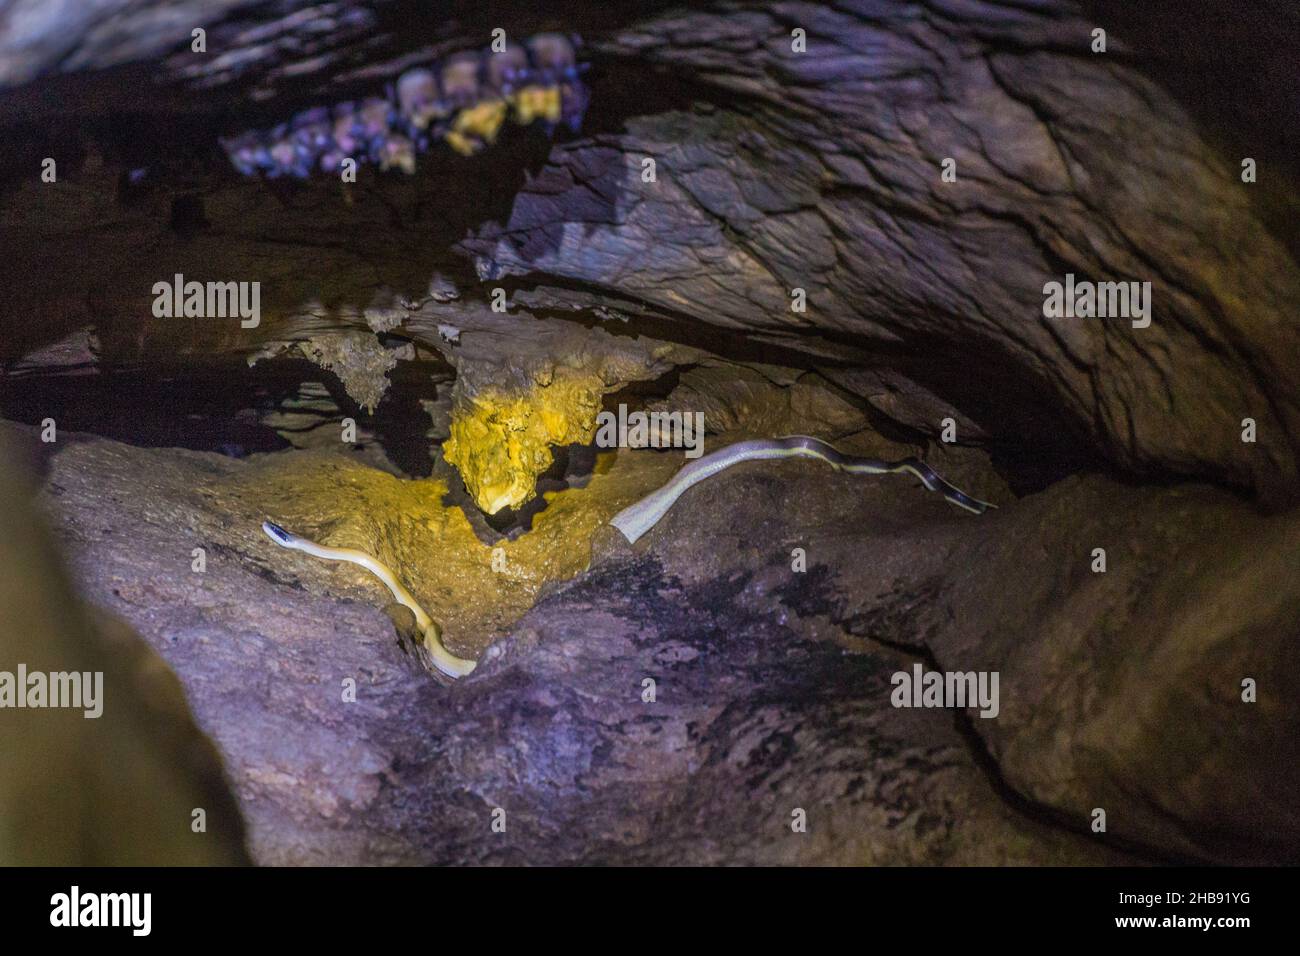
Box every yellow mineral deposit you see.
[442,374,606,515]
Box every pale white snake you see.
[609,435,994,544]
[261,520,477,679]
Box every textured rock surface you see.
[12,400,1294,864]
[23,422,1125,865]
[750,474,1300,864]
[467,2,1300,500]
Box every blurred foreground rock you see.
[0,433,248,865]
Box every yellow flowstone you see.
[443,374,605,515]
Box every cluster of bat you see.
[220,33,588,178]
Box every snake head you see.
[262,520,296,546]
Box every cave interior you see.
[0,0,1297,866]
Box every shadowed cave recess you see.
[0,0,1297,868]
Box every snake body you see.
[609,436,995,544]
[261,521,477,679]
